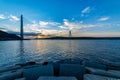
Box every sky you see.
[0,0,120,37]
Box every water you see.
[0,40,120,67]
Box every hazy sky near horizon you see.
[0,0,120,37]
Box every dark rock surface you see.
[0,30,21,40]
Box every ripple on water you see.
[0,40,120,67]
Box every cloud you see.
[59,19,96,30]
[99,17,110,21]
[39,29,70,37]
[23,19,120,36]
[73,32,120,37]
[0,27,7,32]
[9,15,19,21]
[24,20,60,34]
[39,21,60,27]
[0,14,5,19]
[82,7,90,14]
[40,29,60,35]
[2,14,119,37]
[39,21,49,26]
[58,26,68,29]
[81,7,91,16]
[0,14,20,21]
[25,23,40,33]
[58,19,120,36]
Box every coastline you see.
[1,37,120,41]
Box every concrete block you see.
[23,65,54,80]
[59,64,85,80]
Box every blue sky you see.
[0,0,120,37]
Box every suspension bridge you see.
[0,15,72,40]
[0,15,41,40]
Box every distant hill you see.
[36,36,120,40]
[0,30,21,40]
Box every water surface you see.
[0,40,120,67]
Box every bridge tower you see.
[69,30,72,37]
[20,15,24,40]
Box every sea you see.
[0,40,120,67]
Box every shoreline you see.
[1,37,120,41]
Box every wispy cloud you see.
[82,7,90,13]
[9,15,19,21]
[0,14,5,19]
[81,7,91,17]
[99,17,110,21]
